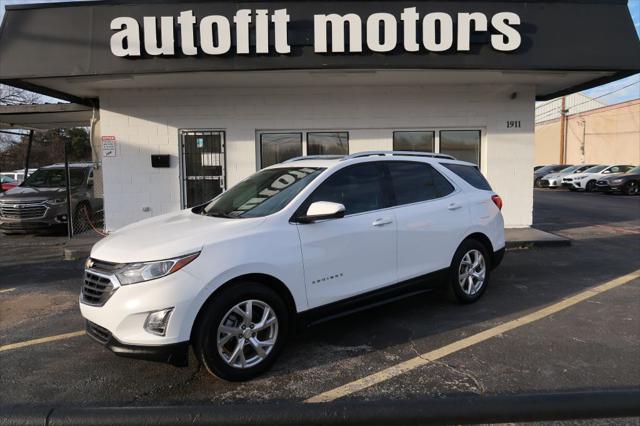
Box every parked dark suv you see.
[596,166,640,195]
[0,163,102,233]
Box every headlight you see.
[573,175,586,180]
[611,179,624,184]
[47,198,67,205]
[115,252,200,285]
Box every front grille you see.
[0,222,48,230]
[0,203,47,219]
[86,321,111,344]
[82,271,115,306]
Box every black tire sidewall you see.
[448,240,491,304]
[586,181,596,192]
[195,282,289,381]
[624,181,638,196]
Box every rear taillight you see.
[491,195,503,210]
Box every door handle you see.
[372,218,393,227]
[448,203,463,211]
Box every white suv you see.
[80,152,505,381]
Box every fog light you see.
[144,308,174,336]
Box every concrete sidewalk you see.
[62,227,570,260]
[505,227,570,250]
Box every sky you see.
[1,0,639,105]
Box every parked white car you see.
[562,164,634,192]
[80,152,505,381]
[540,164,597,188]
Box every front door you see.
[296,162,397,308]
[180,130,225,208]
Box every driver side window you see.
[303,163,388,215]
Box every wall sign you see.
[110,8,521,57]
[101,136,117,157]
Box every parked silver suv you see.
[0,163,101,233]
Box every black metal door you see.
[180,130,225,208]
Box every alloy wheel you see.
[626,181,639,195]
[216,299,278,369]
[458,249,486,296]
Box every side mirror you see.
[297,201,345,223]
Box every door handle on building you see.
[372,218,393,227]
[448,203,463,211]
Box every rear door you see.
[385,161,470,281]
[296,162,397,308]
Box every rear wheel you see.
[194,282,288,381]
[447,240,491,304]
[623,181,639,196]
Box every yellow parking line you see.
[0,330,85,353]
[0,288,16,294]
[305,269,640,403]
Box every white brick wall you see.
[98,82,534,230]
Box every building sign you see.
[102,136,117,157]
[110,8,521,58]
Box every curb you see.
[1,390,639,426]
[506,237,572,250]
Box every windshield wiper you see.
[203,211,237,219]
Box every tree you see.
[0,84,41,106]
[0,128,92,172]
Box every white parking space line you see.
[0,288,16,294]
[305,269,640,403]
[0,331,85,353]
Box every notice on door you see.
[102,136,117,157]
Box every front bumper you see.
[79,266,204,346]
[86,320,189,366]
[541,178,562,188]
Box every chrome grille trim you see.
[0,203,48,219]
[81,270,117,307]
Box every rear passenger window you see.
[304,163,387,215]
[387,162,454,206]
[442,163,492,191]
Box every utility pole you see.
[559,96,567,164]
[24,130,34,180]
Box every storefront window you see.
[393,131,435,152]
[307,132,349,156]
[439,130,481,165]
[260,133,303,168]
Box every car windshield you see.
[558,166,578,173]
[583,165,606,173]
[202,167,325,218]
[626,166,640,174]
[1,175,16,183]
[22,168,87,188]
[536,165,558,174]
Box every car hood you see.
[543,172,566,179]
[0,186,66,202]
[598,173,638,182]
[90,209,267,263]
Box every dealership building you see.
[0,0,638,230]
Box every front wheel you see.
[447,240,491,304]
[194,282,288,381]
[585,180,597,192]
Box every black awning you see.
[0,0,638,100]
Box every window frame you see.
[306,131,350,156]
[259,132,304,168]
[292,161,394,220]
[383,160,458,208]
[438,129,482,166]
[392,130,436,153]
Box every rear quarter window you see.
[442,163,492,191]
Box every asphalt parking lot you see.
[0,189,639,409]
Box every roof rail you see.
[343,151,456,161]
[282,155,345,163]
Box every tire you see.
[623,181,639,196]
[534,177,542,188]
[585,180,597,192]
[194,282,289,381]
[447,239,491,304]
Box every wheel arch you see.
[189,273,297,343]
[458,232,502,269]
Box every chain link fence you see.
[0,128,105,239]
